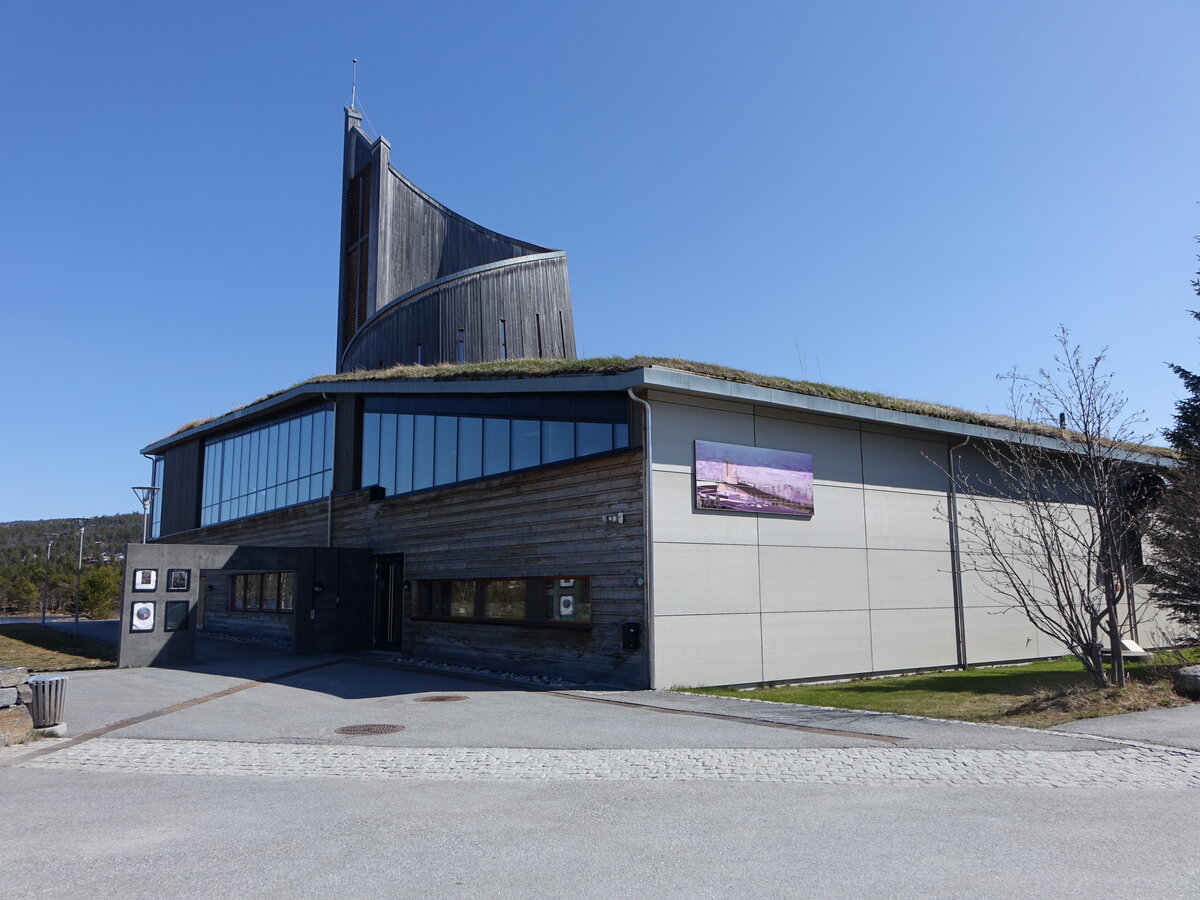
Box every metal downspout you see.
[947,435,971,669]
[323,393,335,549]
[627,387,655,690]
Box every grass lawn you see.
[0,624,116,672]
[682,653,1200,729]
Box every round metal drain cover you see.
[335,723,405,735]
[414,694,468,702]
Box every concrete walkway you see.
[2,649,1198,898]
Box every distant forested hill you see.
[0,512,141,616]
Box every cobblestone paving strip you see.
[25,738,1200,788]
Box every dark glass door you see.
[374,554,404,649]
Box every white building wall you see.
[647,391,1055,688]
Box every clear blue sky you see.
[2,0,1198,522]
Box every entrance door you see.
[374,554,404,649]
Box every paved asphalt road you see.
[1,641,1198,899]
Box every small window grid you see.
[413,577,589,626]
[229,572,295,613]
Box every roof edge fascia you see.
[638,367,1171,466]
[143,364,1170,466]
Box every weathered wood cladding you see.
[341,255,576,370]
[160,451,649,686]
[335,113,575,372]
[160,439,201,536]
[377,161,545,304]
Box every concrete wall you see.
[646,392,1053,688]
[119,543,375,667]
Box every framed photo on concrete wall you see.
[132,568,159,592]
[130,600,155,632]
[166,568,191,592]
[164,600,189,632]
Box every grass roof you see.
[162,355,1171,456]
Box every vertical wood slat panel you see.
[342,256,574,371]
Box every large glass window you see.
[201,405,333,526]
[361,394,630,499]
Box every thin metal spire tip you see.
[350,58,358,110]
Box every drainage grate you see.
[414,695,468,702]
[335,723,405,735]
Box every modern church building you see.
[123,108,1168,687]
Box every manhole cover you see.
[335,723,405,735]
[414,694,468,702]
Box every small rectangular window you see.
[280,572,295,610]
[245,574,262,609]
[434,416,458,485]
[576,422,613,456]
[511,419,541,470]
[263,573,280,611]
[361,411,381,488]
[447,580,476,618]
[545,577,590,624]
[499,319,508,360]
[413,415,435,490]
[458,416,483,481]
[483,418,511,475]
[379,412,398,495]
[535,314,544,358]
[542,420,575,463]
[415,343,423,365]
[395,413,415,494]
[483,579,526,621]
[455,329,466,364]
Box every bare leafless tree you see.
[948,330,1162,688]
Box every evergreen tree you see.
[1149,253,1200,633]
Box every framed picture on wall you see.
[132,568,158,592]
[694,440,814,517]
[166,568,191,592]
[164,600,189,632]
[130,601,155,632]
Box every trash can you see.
[27,674,67,728]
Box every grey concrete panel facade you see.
[643,390,1149,688]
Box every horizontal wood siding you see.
[161,451,648,686]
[158,499,329,547]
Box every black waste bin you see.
[27,674,67,728]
